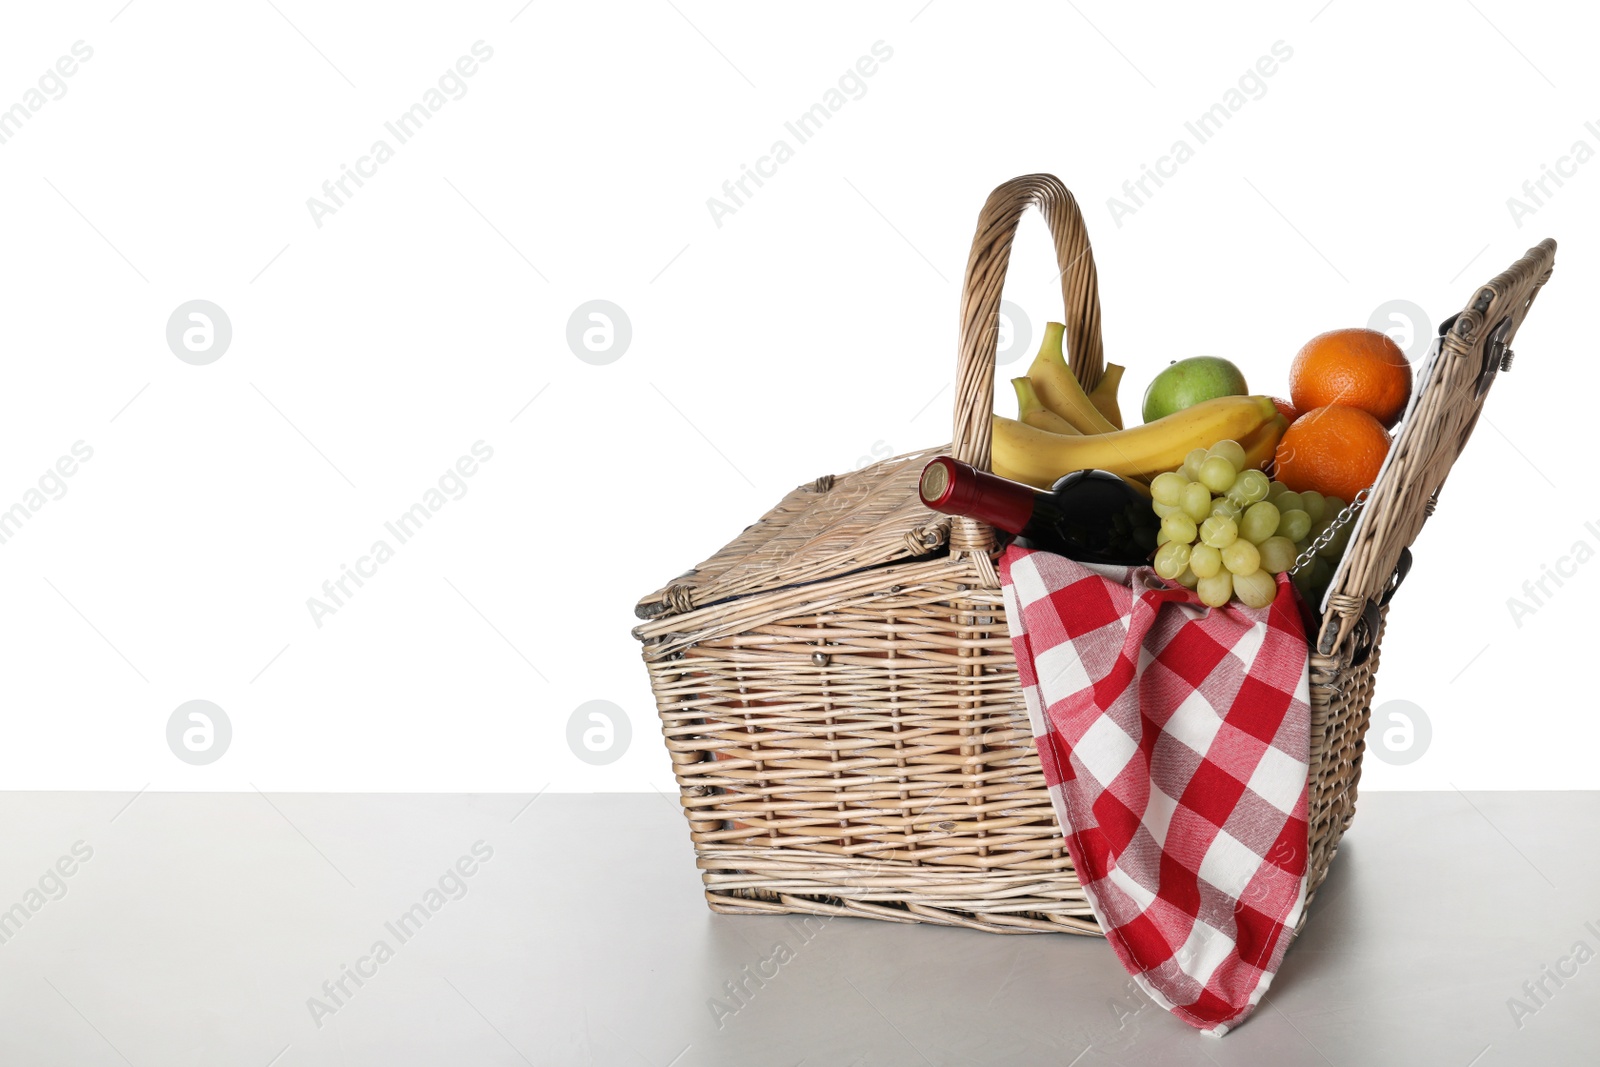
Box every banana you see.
[1026,322,1119,435]
[1239,414,1289,472]
[1011,376,1081,435]
[991,394,1279,488]
[1087,363,1126,430]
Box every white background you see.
[0,0,1590,793]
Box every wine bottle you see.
[918,456,1157,565]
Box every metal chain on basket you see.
[1289,487,1370,575]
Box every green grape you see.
[1151,471,1186,507]
[1199,515,1238,549]
[1152,500,1182,519]
[1323,495,1346,517]
[1196,571,1233,607]
[1300,556,1334,602]
[1175,565,1200,589]
[1156,526,1172,546]
[1181,448,1209,482]
[1292,559,1318,601]
[1258,536,1298,574]
[1239,501,1281,544]
[1180,482,1212,522]
[1276,508,1312,543]
[1189,542,1223,579]
[1210,498,1242,521]
[1198,455,1237,493]
[1266,480,1290,501]
[1208,439,1248,471]
[1162,514,1197,544]
[1229,469,1270,506]
[1274,491,1304,515]
[1233,568,1277,608]
[1299,490,1326,524]
[1222,538,1261,576]
[1154,541,1192,579]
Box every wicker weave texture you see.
[634,175,1555,936]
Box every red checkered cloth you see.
[998,544,1313,1036]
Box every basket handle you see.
[950,174,1104,552]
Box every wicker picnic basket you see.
[633,174,1555,936]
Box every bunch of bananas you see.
[993,322,1289,489]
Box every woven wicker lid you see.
[632,445,952,620]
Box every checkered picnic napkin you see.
[998,544,1313,1036]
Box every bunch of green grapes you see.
[1146,441,1350,609]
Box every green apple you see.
[1141,356,1250,423]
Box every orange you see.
[1273,405,1391,501]
[1289,328,1412,428]
[1269,396,1300,424]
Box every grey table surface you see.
[0,790,1594,1066]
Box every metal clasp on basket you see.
[1346,546,1412,669]
[1478,314,1515,398]
[1314,543,1412,666]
